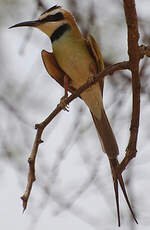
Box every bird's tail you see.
[91,110,138,226]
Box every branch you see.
[21,30,150,209]
[119,0,141,172]
[21,61,129,211]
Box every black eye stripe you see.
[41,12,64,22]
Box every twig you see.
[21,61,129,210]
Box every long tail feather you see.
[117,169,138,224]
[91,110,138,226]
[113,175,120,226]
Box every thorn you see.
[28,157,32,164]
[21,195,27,213]
[35,124,39,129]
[39,139,44,144]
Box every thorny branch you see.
[21,0,150,212]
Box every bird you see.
[9,5,138,226]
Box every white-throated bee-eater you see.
[9,5,138,226]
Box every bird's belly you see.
[56,52,94,87]
[53,45,103,119]
[60,58,103,120]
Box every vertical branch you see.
[120,0,141,171]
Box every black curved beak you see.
[9,20,41,29]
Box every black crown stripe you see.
[41,12,64,22]
[41,5,61,16]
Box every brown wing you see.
[41,50,75,93]
[86,34,104,94]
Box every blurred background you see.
[0,0,150,229]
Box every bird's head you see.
[9,5,80,39]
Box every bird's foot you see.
[59,74,70,111]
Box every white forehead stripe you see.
[39,9,62,20]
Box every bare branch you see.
[120,0,141,172]
[21,61,129,210]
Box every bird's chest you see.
[52,36,97,88]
